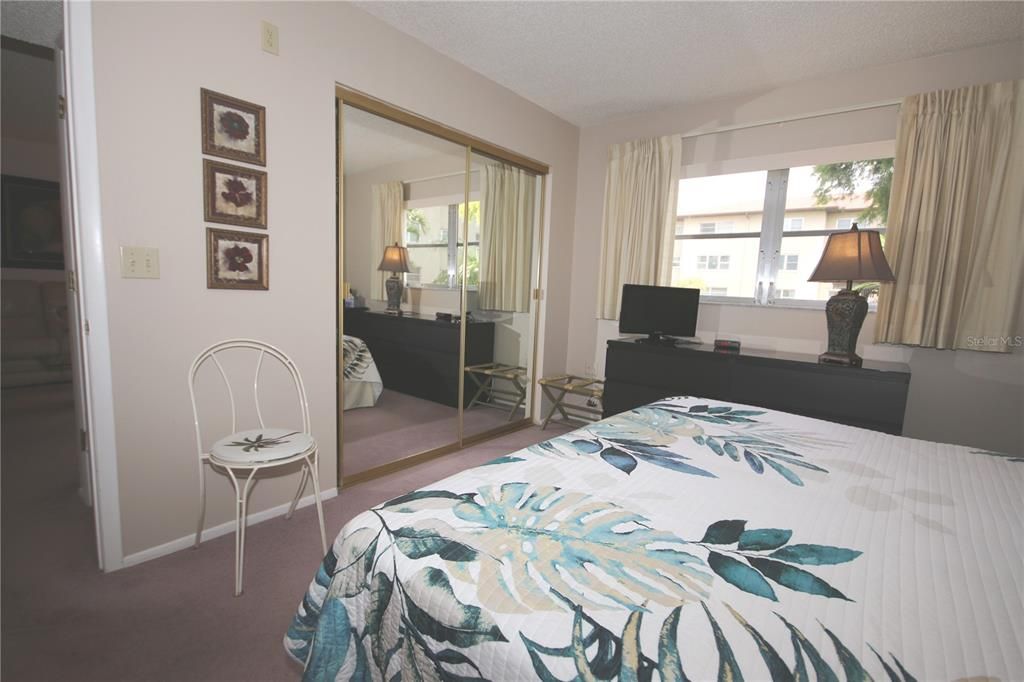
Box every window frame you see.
[403,195,480,290]
[675,166,886,309]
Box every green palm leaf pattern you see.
[536,401,841,486]
[342,336,374,380]
[526,599,917,682]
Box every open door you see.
[54,46,99,557]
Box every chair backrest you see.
[188,339,310,459]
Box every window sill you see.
[701,297,877,313]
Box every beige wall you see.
[90,1,579,557]
[568,41,1024,454]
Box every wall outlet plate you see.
[120,246,160,279]
[261,20,279,55]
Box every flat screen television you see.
[619,284,699,343]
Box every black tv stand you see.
[635,334,700,347]
[636,333,675,345]
[603,339,911,434]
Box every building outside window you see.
[672,160,890,304]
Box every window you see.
[674,158,891,304]
[404,200,480,288]
[697,255,730,270]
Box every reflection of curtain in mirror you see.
[370,181,405,301]
[479,164,534,312]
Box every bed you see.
[343,335,382,410]
[286,395,1023,681]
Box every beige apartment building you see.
[673,193,880,302]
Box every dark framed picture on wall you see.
[200,88,266,166]
[1,175,64,269]
[206,228,268,290]
[203,159,267,229]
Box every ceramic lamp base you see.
[384,274,403,314]
[819,289,867,368]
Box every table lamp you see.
[808,223,894,367]
[378,242,411,314]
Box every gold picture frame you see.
[201,88,266,166]
[206,227,268,290]
[203,159,267,229]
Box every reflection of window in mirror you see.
[403,199,480,289]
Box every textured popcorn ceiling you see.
[358,1,1024,126]
[1,1,62,49]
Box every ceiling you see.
[1,1,62,48]
[343,106,464,174]
[358,1,1024,126]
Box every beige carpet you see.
[1,383,570,681]
[342,388,526,476]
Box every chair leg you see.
[307,453,328,554]
[228,467,257,597]
[285,466,309,520]
[194,461,207,548]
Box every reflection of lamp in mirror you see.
[808,223,894,367]
[378,242,411,315]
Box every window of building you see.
[673,159,891,304]
[697,255,730,270]
[404,200,480,288]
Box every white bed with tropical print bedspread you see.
[343,335,382,411]
[286,396,1023,681]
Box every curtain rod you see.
[678,99,902,141]
[402,168,480,186]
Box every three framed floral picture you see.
[200,89,269,290]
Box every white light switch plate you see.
[120,246,160,279]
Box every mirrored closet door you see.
[460,151,542,442]
[339,104,466,480]
[337,89,549,485]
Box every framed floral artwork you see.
[203,159,267,229]
[206,228,268,290]
[200,89,266,166]
[1,175,64,269]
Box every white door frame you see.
[62,0,124,571]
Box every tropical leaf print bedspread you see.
[286,396,1024,681]
[342,335,382,410]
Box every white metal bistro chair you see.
[189,339,327,596]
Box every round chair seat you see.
[210,428,314,465]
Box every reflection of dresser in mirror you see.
[344,308,494,407]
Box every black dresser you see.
[604,339,911,434]
[344,308,494,408]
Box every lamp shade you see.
[378,242,411,273]
[808,224,894,283]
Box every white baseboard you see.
[122,487,338,568]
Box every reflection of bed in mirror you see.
[341,334,382,410]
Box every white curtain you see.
[370,181,405,301]
[596,136,681,320]
[876,80,1024,351]
[479,164,535,313]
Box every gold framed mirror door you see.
[336,86,549,487]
